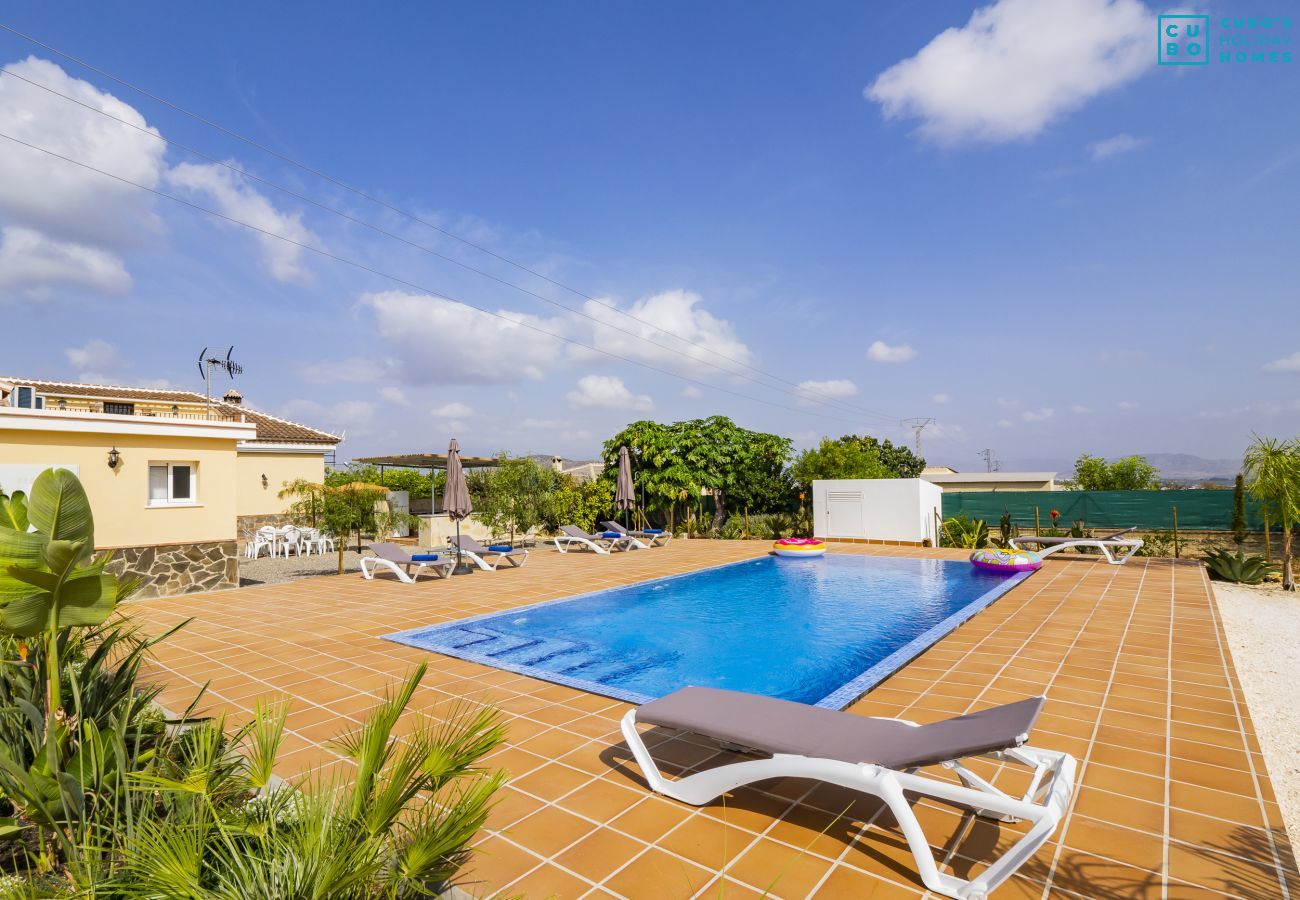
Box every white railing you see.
[11,401,242,423]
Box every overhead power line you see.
[0,128,892,430]
[0,21,905,423]
[0,64,899,425]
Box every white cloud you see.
[165,162,319,283]
[66,338,122,373]
[1071,404,1094,414]
[62,338,169,386]
[574,290,755,373]
[281,398,372,431]
[520,417,570,430]
[566,375,653,412]
[932,392,950,404]
[996,396,1018,408]
[1117,400,1139,409]
[997,418,1014,428]
[1021,407,1055,422]
[865,0,1153,144]
[432,401,474,418]
[795,378,859,404]
[379,386,409,405]
[0,227,131,298]
[1088,133,1148,160]
[362,290,566,385]
[866,340,916,363]
[1264,352,1300,373]
[682,385,703,399]
[0,58,166,296]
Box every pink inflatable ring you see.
[970,547,1042,573]
[773,538,827,558]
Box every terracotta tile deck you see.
[127,542,1297,899]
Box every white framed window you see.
[10,386,43,409]
[148,463,197,506]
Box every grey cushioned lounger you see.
[619,686,1074,900]
[637,686,1044,770]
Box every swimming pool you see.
[385,554,1030,709]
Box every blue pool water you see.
[385,555,1029,709]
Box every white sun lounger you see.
[602,520,671,548]
[360,542,453,583]
[553,524,640,554]
[449,534,530,571]
[1009,527,1143,565]
[621,687,1075,900]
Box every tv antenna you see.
[197,346,243,416]
[979,448,1001,472]
[901,417,934,457]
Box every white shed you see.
[812,478,942,545]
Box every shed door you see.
[825,490,865,538]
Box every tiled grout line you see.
[1037,558,1149,899]
[1161,555,1175,900]
[1199,560,1294,897]
[925,561,1128,899]
[930,562,1130,897]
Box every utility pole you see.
[901,417,934,457]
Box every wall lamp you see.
[107,447,121,470]
[261,473,269,488]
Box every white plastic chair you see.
[299,528,320,556]
[316,530,336,553]
[280,526,303,558]
[249,526,276,559]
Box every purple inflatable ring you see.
[970,548,1043,573]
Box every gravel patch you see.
[1213,581,1300,844]
[239,550,366,586]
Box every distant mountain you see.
[1144,453,1240,483]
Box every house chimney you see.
[223,388,243,406]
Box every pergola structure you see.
[352,452,500,514]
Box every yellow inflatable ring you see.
[773,538,827,558]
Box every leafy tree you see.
[1243,435,1300,591]
[860,435,925,478]
[600,420,699,526]
[281,478,390,567]
[543,475,614,533]
[600,416,792,530]
[790,438,888,489]
[1070,454,1160,491]
[327,464,437,499]
[470,456,557,544]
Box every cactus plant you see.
[1203,548,1275,585]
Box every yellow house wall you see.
[0,429,239,549]
[236,452,326,516]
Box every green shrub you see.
[940,514,989,549]
[0,470,506,892]
[1133,529,1175,557]
[1203,548,1275,585]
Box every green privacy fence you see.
[941,490,1264,531]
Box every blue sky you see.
[1,0,1296,470]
